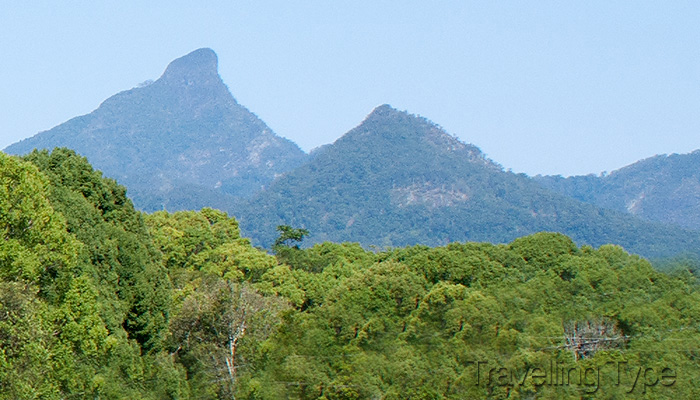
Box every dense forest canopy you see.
[0,148,698,399]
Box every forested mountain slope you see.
[4,48,307,211]
[536,150,700,230]
[233,105,700,259]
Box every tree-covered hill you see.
[536,150,700,230]
[4,48,307,211]
[1,149,699,398]
[233,105,700,260]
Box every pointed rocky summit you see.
[161,48,219,83]
[5,48,308,211]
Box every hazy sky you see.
[2,2,700,176]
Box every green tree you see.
[0,152,80,285]
[274,225,309,249]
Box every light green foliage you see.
[0,152,80,283]
[0,149,181,398]
[0,282,59,399]
[50,276,108,394]
[1,149,699,398]
[146,207,291,398]
[146,208,276,283]
[251,232,700,399]
[23,148,171,351]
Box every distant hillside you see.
[4,48,307,211]
[536,151,700,230]
[231,105,700,259]
[5,50,700,259]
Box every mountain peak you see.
[4,47,308,209]
[160,48,220,85]
[330,105,494,171]
[364,104,405,121]
[370,104,398,114]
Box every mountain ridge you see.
[4,48,700,259]
[536,150,700,230]
[231,105,700,259]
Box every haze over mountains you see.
[5,48,700,259]
[233,105,700,258]
[6,48,307,211]
[536,151,700,231]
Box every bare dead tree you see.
[563,318,627,360]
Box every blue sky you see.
[2,1,700,176]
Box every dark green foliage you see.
[23,148,172,352]
[6,47,699,260]
[234,105,700,260]
[0,151,179,398]
[274,225,310,249]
